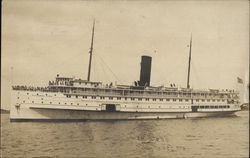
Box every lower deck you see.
[10,90,241,120]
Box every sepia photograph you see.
[1,0,249,158]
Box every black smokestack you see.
[139,56,152,87]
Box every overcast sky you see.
[2,0,249,109]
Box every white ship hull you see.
[10,106,237,121]
[10,90,240,121]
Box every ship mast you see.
[186,34,192,89]
[87,20,95,81]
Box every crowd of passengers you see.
[48,80,73,86]
[12,85,51,92]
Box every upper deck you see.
[12,75,240,102]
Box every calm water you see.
[1,111,249,158]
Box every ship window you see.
[205,106,209,108]
[173,99,176,102]
[196,99,199,102]
[202,99,205,102]
[71,103,73,105]
[17,97,19,99]
[54,94,56,96]
[153,99,156,101]
[125,97,127,100]
[211,106,214,108]
[125,105,127,107]
[148,106,150,108]
[59,102,60,104]
[83,96,87,99]
[136,105,138,108]
[185,99,189,102]
[138,98,142,101]
[65,103,67,105]
[92,96,96,99]
[215,106,218,108]
[146,98,149,101]
[117,97,121,100]
[212,99,215,102]
[77,103,79,105]
[159,99,163,101]
[37,93,39,95]
[222,99,225,102]
[223,106,227,108]
[45,94,47,96]
[76,95,78,98]
[227,105,230,108]
[179,99,182,102]
[41,101,43,104]
[32,101,34,103]
[131,98,135,100]
[27,93,29,95]
[200,106,204,109]
[109,97,113,100]
[166,99,170,101]
[207,99,210,102]
[219,106,222,108]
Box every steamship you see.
[10,22,241,121]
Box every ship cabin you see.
[44,74,240,105]
[12,73,240,106]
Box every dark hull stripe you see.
[29,107,240,113]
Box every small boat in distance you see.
[10,21,241,121]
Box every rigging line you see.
[96,54,122,83]
[99,56,111,83]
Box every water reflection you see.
[1,111,249,158]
